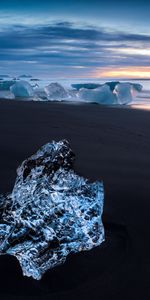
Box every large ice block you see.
[10,81,34,98]
[79,84,117,104]
[0,140,104,280]
[44,82,69,100]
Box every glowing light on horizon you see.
[110,47,150,56]
[132,104,150,111]
[95,66,150,79]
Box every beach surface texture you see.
[0,100,150,299]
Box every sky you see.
[0,0,150,79]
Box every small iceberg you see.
[114,83,133,105]
[18,75,32,79]
[10,81,34,98]
[44,82,69,100]
[79,84,117,104]
[78,82,142,105]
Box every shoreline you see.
[1,97,150,112]
[0,97,149,111]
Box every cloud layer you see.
[0,21,150,77]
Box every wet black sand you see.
[0,100,150,299]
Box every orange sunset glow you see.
[95,66,150,79]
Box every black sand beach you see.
[0,100,150,299]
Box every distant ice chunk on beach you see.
[10,81,34,98]
[114,83,133,104]
[18,74,32,79]
[44,82,69,100]
[105,81,143,93]
[0,91,15,99]
[0,77,143,104]
[77,82,141,105]
[34,88,48,100]
[79,84,117,104]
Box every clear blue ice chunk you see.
[0,140,104,280]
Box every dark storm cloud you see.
[0,22,149,70]
[2,22,149,45]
